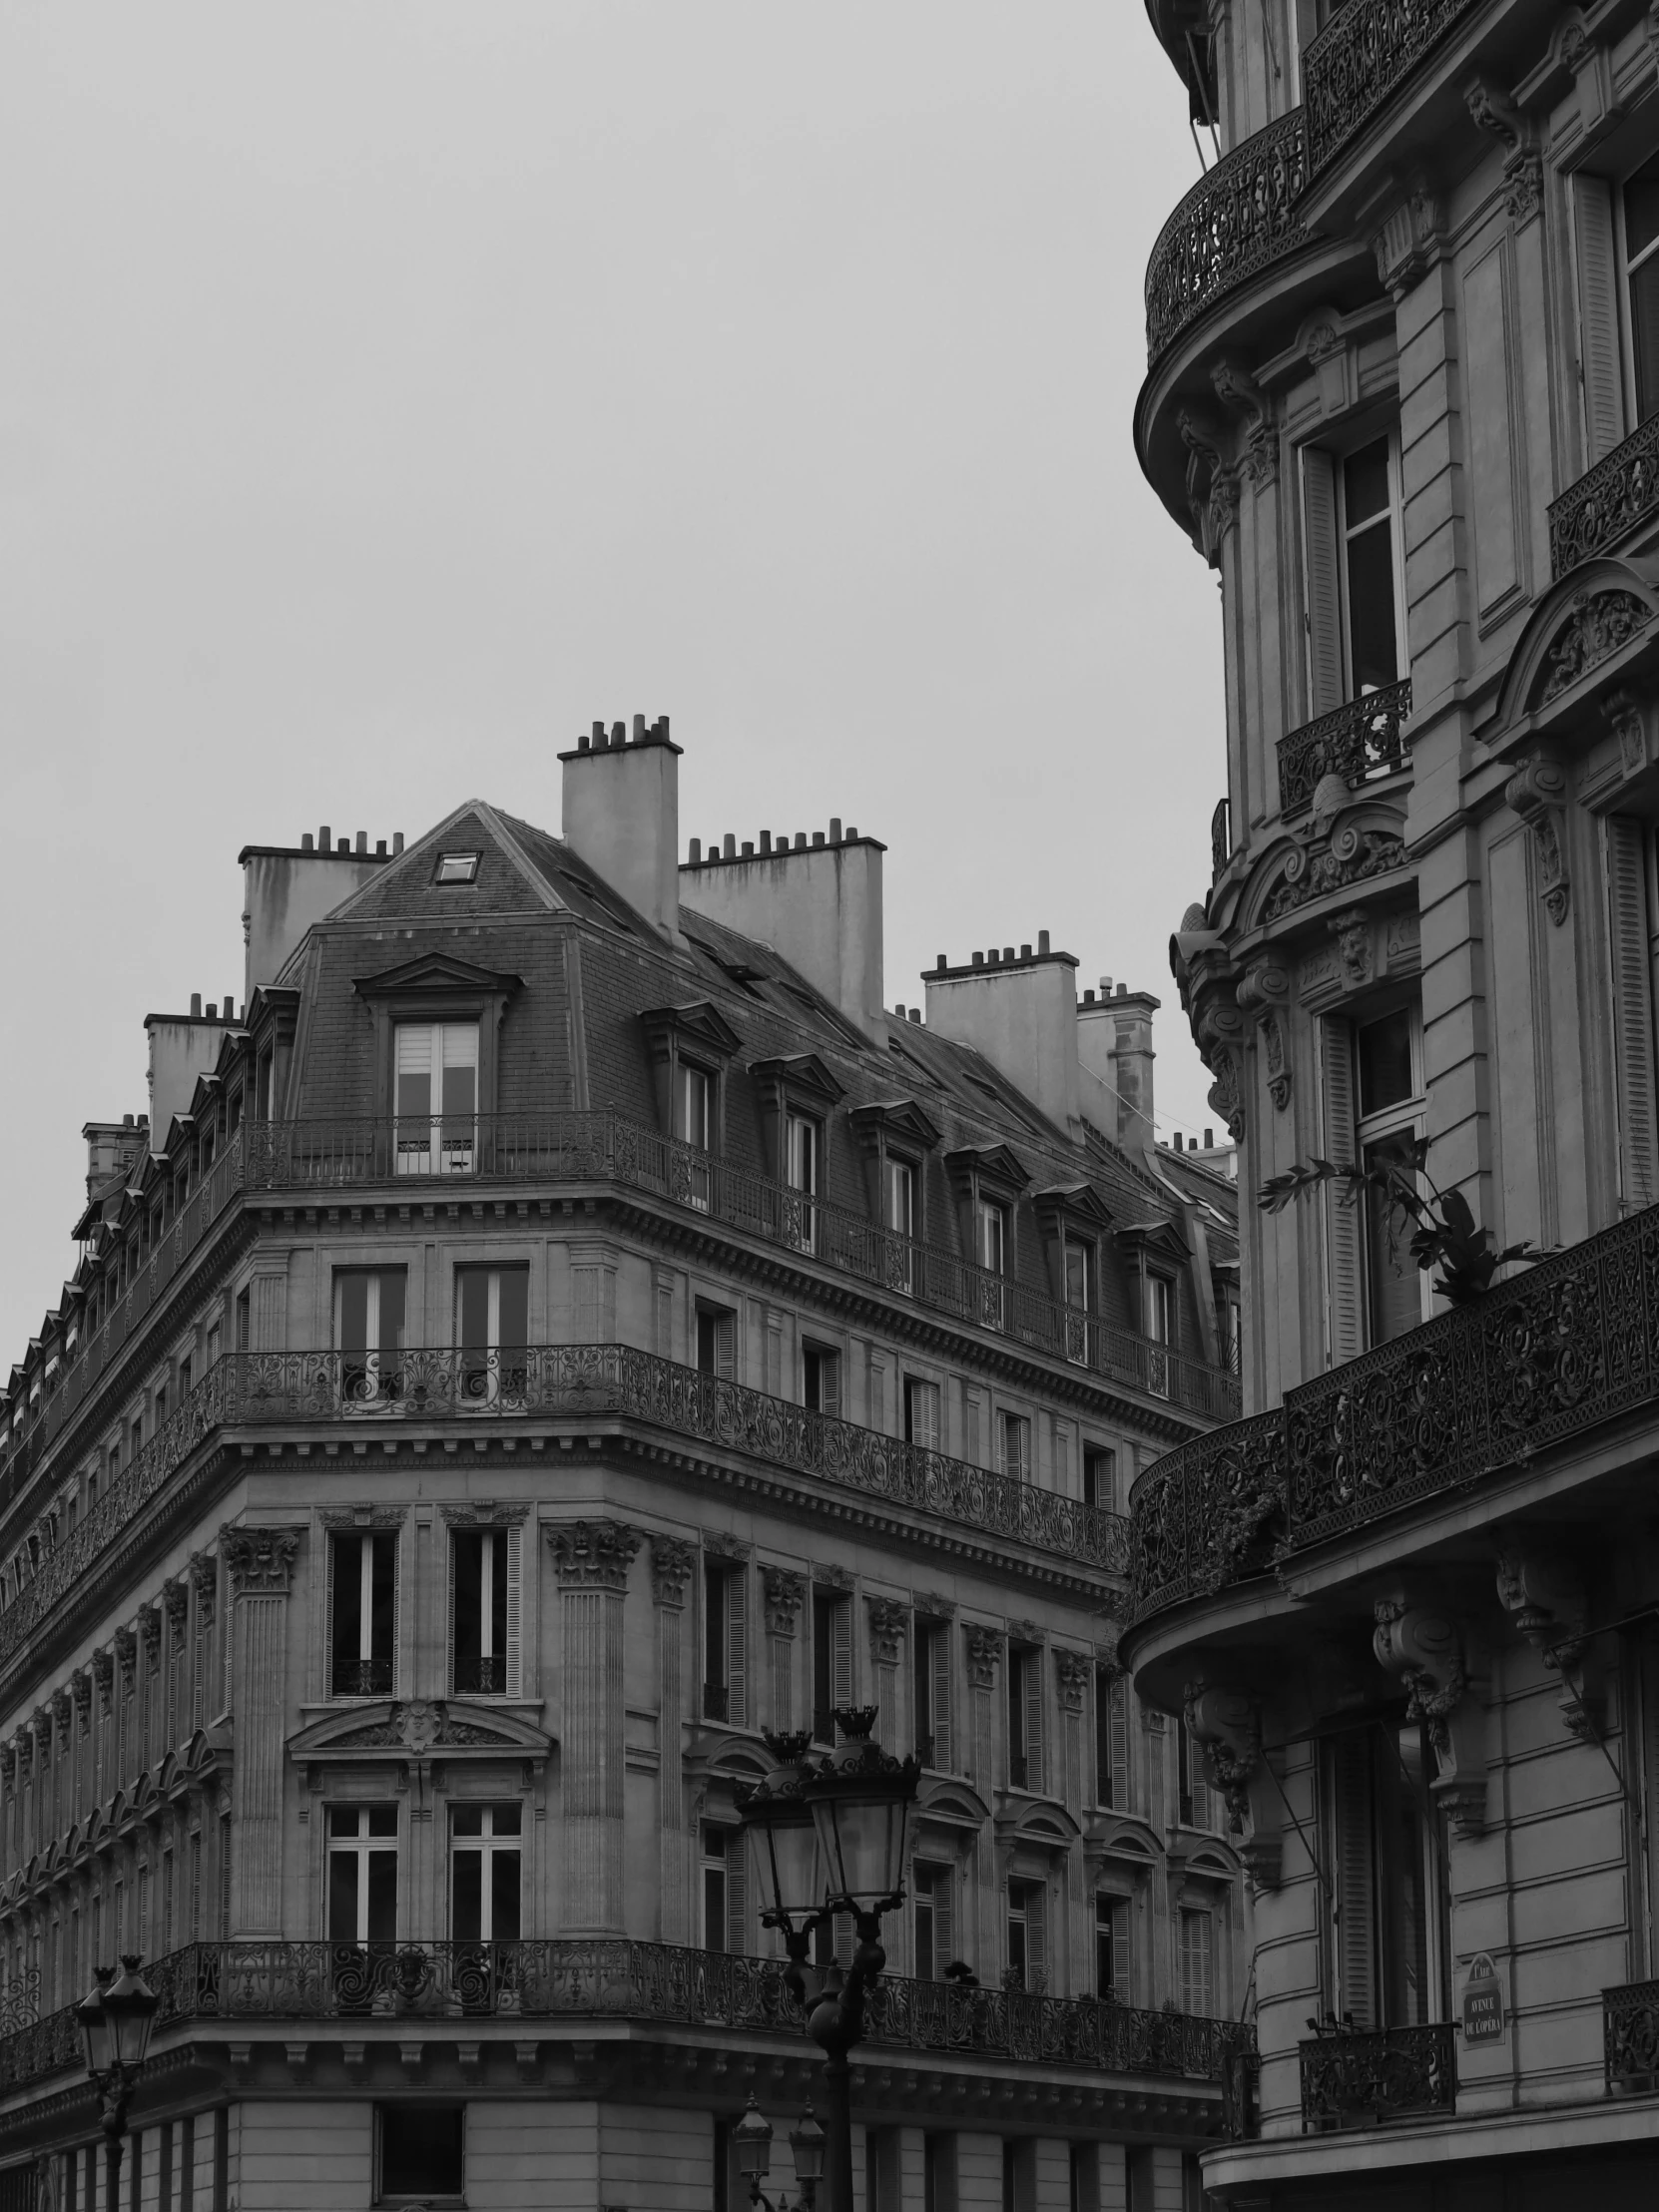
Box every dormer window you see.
[435,853,480,884]
[975,1197,1006,1275]
[674,1061,716,1212]
[395,1023,479,1175]
[787,1111,822,1254]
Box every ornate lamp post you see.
[733,2095,826,2210]
[78,1955,159,2209]
[740,1710,918,2212]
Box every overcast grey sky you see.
[0,2,1223,1360]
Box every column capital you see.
[763,1566,807,1637]
[221,1525,300,1597]
[965,1625,1004,1687]
[650,1534,697,1608]
[548,1519,642,1591]
[1054,1650,1091,1712]
[866,1596,907,1665]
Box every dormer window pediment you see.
[943,1143,1029,1198]
[748,1052,845,1108]
[352,953,524,1003]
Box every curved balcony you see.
[1302,0,1482,180]
[1299,2021,1456,2131]
[1128,1198,1659,1630]
[1549,416,1659,580]
[1277,679,1411,821]
[1144,110,1310,366]
[0,1938,1255,2101]
[1,1345,1130,1685]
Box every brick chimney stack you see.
[560,716,683,943]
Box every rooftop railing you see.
[1277,680,1411,822]
[0,1939,1255,2099]
[1302,0,1482,179]
[1548,415,1659,579]
[1144,110,1309,364]
[0,1345,1131,1676]
[1130,1200,1659,1621]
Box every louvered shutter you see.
[726,1828,748,1955]
[446,1528,458,1696]
[324,1534,337,1699]
[1112,1901,1132,2004]
[1320,1018,1366,1363]
[831,1599,853,1707]
[715,1313,736,1381]
[935,1866,954,1971]
[821,1355,841,1417]
[1333,1731,1379,2027]
[1027,1878,1047,1988]
[834,1910,854,1966]
[930,1628,953,1774]
[1109,1677,1131,1814]
[1024,1651,1045,1797]
[505,1522,522,1698]
[1575,174,1626,464]
[389,1530,401,1698]
[766,1320,783,1397]
[1606,818,1659,1210]
[655,1279,674,1359]
[727,1567,748,1729]
[1302,446,1344,716]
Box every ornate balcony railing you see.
[0,1345,1132,1676]
[1302,0,1481,178]
[1277,679,1411,821]
[1299,2021,1456,2130]
[1145,111,1310,364]
[1605,1977,1659,2092]
[1549,417,1659,579]
[1130,1201,1659,1620]
[1211,796,1231,882]
[0,1940,1255,2100]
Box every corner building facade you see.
[1132,0,1659,2204]
[0,727,1248,2209]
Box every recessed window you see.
[451,1526,511,1694]
[377,2103,463,2206]
[327,1805,397,1942]
[434,853,480,884]
[1626,148,1659,422]
[450,1804,521,1940]
[1341,437,1400,694]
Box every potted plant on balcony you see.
[1259,1137,1537,1307]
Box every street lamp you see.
[78,1955,159,2208]
[732,2095,828,2212]
[740,1710,918,2212]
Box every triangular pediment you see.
[1032,1181,1115,1231]
[288,1699,552,1760]
[318,801,575,932]
[944,1142,1029,1193]
[847,1098,942,1151]
[749,1052,845,1105]
[352,952,523,1000]
[1115,1218,1191,1265]
[639,1001,744,1059]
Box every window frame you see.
[1353,1003,1428,1347]
[448,1801,522,1941]
[325,1803,399,1944]
[327,1526,398,1700]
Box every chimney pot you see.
[611,722,626,748]
[375,839,386,857]
[845,826,857,838]
[1083,988,1095,1004]
[190,993,202,1018]
[1003,946,1015,963]
[355,830,366,853]
[830,818,842,841]
[813,830,826,847]
[971,951,983,967]
[894,1002,905,1018]
[633,714,646,743]
[123,1113,134,1127]
[742,840,755,858]
[761,831,773,853]
[300,833,314,852]
[794,831,806,849]
[393,832,404,854]
[1204,1128,1214,1147]
[592,721,605,746]
[1020,943,1032,960]
[908,1007,921,1025]
[319,825,331,849]
[578,733,591,752]
[336,837,348,853]
[1038,929,1050,955]
[689,838,703,863]
[723,834,737,859]
[1116,981,1127,997]
[935,954,946,970]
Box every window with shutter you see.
[1179,1908,1216,2017]
[696,1306,737,1380]
[451,1527,510,1695]
[929,1623,953,1773]
[455,1266,529,1403]
[1578,172,1627,462]
[726,1564,749,1730]
[701,1826,728,1950]
[1329,1728,1380,2028]
[1109,1675,1131,1813]
[803,1342,841,1413]
[1319,1018,1366,1365]
[904,1379,941,1450]
[1302,446,1344,718]
[329,1531,396,1698]
[1605,818,1659,1210]
[1023,1648,1045,1798]
[725,1822,747,1954]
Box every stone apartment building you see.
[1130,0,1659,2203]
[0,724,1247,2211]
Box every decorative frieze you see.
[189,1551,219,1627]
[547,1520,642,1592]
[437,1501,531,1527]
[703,1531,752,1565]
[91,1650,114,1717]
[162,1579,190,1652]
[1054,1650,1091,1713]
[1262,829,1405,921]
[114,1628,137,1697]
[1533,589,1651,705]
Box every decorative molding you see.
[162,1579,190,1652]
[649,1535,697,1609]
[913,1591,957,1622]
[1328,906,1374,989]
[321,1700,530,1753]
[189,1552,219,1627]
[436,1501,531,1528]
[1373,1600,1486,1837]
[1206,1046,1245,1143]
[866,1597,907,1666]
[547,1520,642,1592]
[965,1625,1004,1689]
[221,1526,300,1597]
[1372,188,1444,297]
[71,1673,91,1736]
[1504,757,1572,927]
[703,1531,753,1565]
[91,1650,114,1716]
[1184,1682,1278,1886]
[1054,1650,1091,1713]
[1464,77,1540,226]
[1495,1547,1601,1738]
[319,1505,411,1531]
[1262,830,1405,921]
[763,1568,808,1638]
[113,1627,137,1695]
[138,1603,162,1672]
[1532,589,1651,705]
[1212,358,1277,488]
[1262,1012,1291,1112]
[816,1563,855,1592]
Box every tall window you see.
[1144,1276,1172,1346]
[1081,1444,1115,1510]
[1006,1879,1044,1990]
[452,1526,510,1695]
[1627,148,1659,424]
[813,1588,851,1744]
[696,1305,737,1380]
[1177,1717,1216,1831]
[704,1562,746,1725]
[334,1270,406,1405]
[1006,1645,1043,1794]
[702,1824,744,1952]
[803,1343,840,1414]
[995,1411,1031,1482]
[326,1806,396,1943]
[1326,1723,1445,2031]
[1339,437,1400,694]
[903,1378,941,1452]
[675,1063,714,1210]
[1356,1007,1425,1346]
[885,1157,916,1293]
[1095,1669,1129,1811]
[786,1112,820,1254]
[394,1022,478,1175]
[1179,1907,1216,2017]
[914,1618,951,1771]
[1095,1894,1131,2003]
[330,1530,395,1698]
[975,1197,1006,1276]
[455,1266,529,1402]
[912,1862,952,1979]
[450,1804,520,1940]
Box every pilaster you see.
[221,1525,299,1936]
[650,1534,696,1944]
[549,1519,643,1934]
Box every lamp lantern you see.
[77,1968,113,2079]
[789,2104,827,2186]
[734,2095,775,2181]
[740,1731,827,1923]
[804,1709,919,1915]
[101,1955,159,2071]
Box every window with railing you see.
[1324,1721,1447,2034]
[674,1062,715,1212]
[326,1805,397,1943]
[455,1266,528,1403]
[394,1021,478,1176]
[329,1530,396,1698]
[334,1269,406,1405]
[1096,1669,1129,1812]
[1006,1877,1044,1990]
[903,1377,941,1452]
[813,1586,850,1744]
[451,1525,514,1696]
[450,1804,520,1940]
[1095,1893,1131,2003]
[913,1617,952,1772]
[802,1341,840,1414]
[912,1861,953,1980]
[787,1112,821,1255]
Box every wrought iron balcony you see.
[1302,0,1482,179]
[1605,1977,1659,2092]
[0,1940,1256,2100]
[1145,110,1310,365]
[1299,2021,1456,2130]
[1131,1200,1659,1621]
[0,1345,1132,1680]
[1277,680,1411,822]
[1549,416,1659,579]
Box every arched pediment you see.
[1492,556,1659,733]
[287,1698,552,1763]
[916,1778,991,1829]
[1083,1814,1161,1860]
[994,1796,1083,1851]
[1239,807,1408,935]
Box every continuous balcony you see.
[1549,417,1659,580]
[1144,110,1309,366]
[0,1939,1255,2104]
[0,1345,1131,1681]
[1301,0,1482,180]
[1277,679,1411,822]
[1605,1978,1659,2093]
[1299,2022,1456,2131]
[1129,1200,1659,1624]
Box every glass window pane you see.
[491,1850,521,1942]
[1633,256,1659,424]
[1358,1010,1414,1116]
[458,1272,489,1350]
[376,1272,406,1353]
[497,1269,529,1352]
[337,1275,369,1355]
[327,1852,359,1941]
[451,1805,484,1837]
[1343,437,1391,527]
[492,1803,523,1837]
[1365,1143,1423,1345]
[1628,148,1659,265]
[451,1850,482,1940]
[327,1806,361,1840]
[331,1537,363,1686]
[366,1850,397,1940]
[1345,517,1398,692]
[454,1532,483,1670]
[394,1027,433,1120]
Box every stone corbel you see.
[1604,688,1652,790]
[1463,77,1540,227]
[1503,756,1571,926]
[1373,1600,1487,1838]
[1183,1682,1281,1889]
[1372,187,1446,298]
[1178,409,1240,569]
[1559,17,1622,151]
[1237,962,1293,1113]
[1211,358,1277,488]
[1495,1546,1602,1739]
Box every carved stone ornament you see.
[437,1501,531,1528]
[913,1590,957,1622]
[1179,409,1240,569]
[30,1709,50,1767]
[1184,1682,1279,1885]
[138,1603,162,1672]
[1235,960,1290,1015]
[328,1700,519,1753]
[0,1746,12,1792]
[221,1525,300,1597]
[1373,188,1444,296]
[162,1579,190,1651]
[817,1563,854,1592]
[1262,830,1405,921]
[1605,687,1651,783]
[547,1520,643,1591]
[50,1690,71,1741]
[866,1597,907,1666]
[113,1627,137,1695]
[1464,77,1541,226]
[189,1551,218,1626]
[649,1535,697,1609]
[1328,906,1374,989]
[1211,357,1277,488]
[1504,757,1572,927]
[1053,1650,1091,1713]
[91,1649,114,1716]
[763,1567,808,1638]
[1262,1012,1291,1113]
[1206,1046,1245,1144]
[965,1625,1005,1689]
[1495,1547,1601,1738]
[71,1673,91,1736]
[1373,1600,1486,1837]
[1533,589,1651,705]
[703,1531,753,1564]
[1304,317,1342,362]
